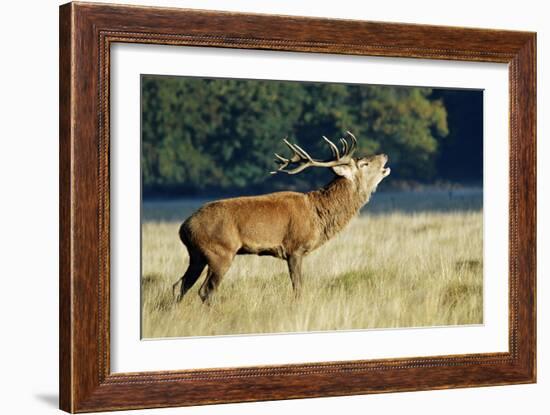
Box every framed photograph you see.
[59,2,536,412]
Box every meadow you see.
[141,189,483,338]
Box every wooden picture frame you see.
[59,2,536,412]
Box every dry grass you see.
[141,209,483,338]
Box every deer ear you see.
[332,164,355,180]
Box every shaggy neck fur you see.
[307,176,373,245]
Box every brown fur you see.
[174,153,390,303]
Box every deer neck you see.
[307,176,369,244]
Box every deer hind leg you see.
[287,255,303,298]
[199,250,234,304]
[174,253,206,302]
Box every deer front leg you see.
[287,255,303,298]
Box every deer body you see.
[190,192,317,258]
[174,132,390,303]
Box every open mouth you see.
[379,155,390,177]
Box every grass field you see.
[141,193,483,338]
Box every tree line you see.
[141,75,482,196]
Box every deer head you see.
[271,131,391,198]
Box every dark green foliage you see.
[431,89,483,181]
[141,75,478,196]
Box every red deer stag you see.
[173,131,390,303]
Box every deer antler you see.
[271,131,357,175]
